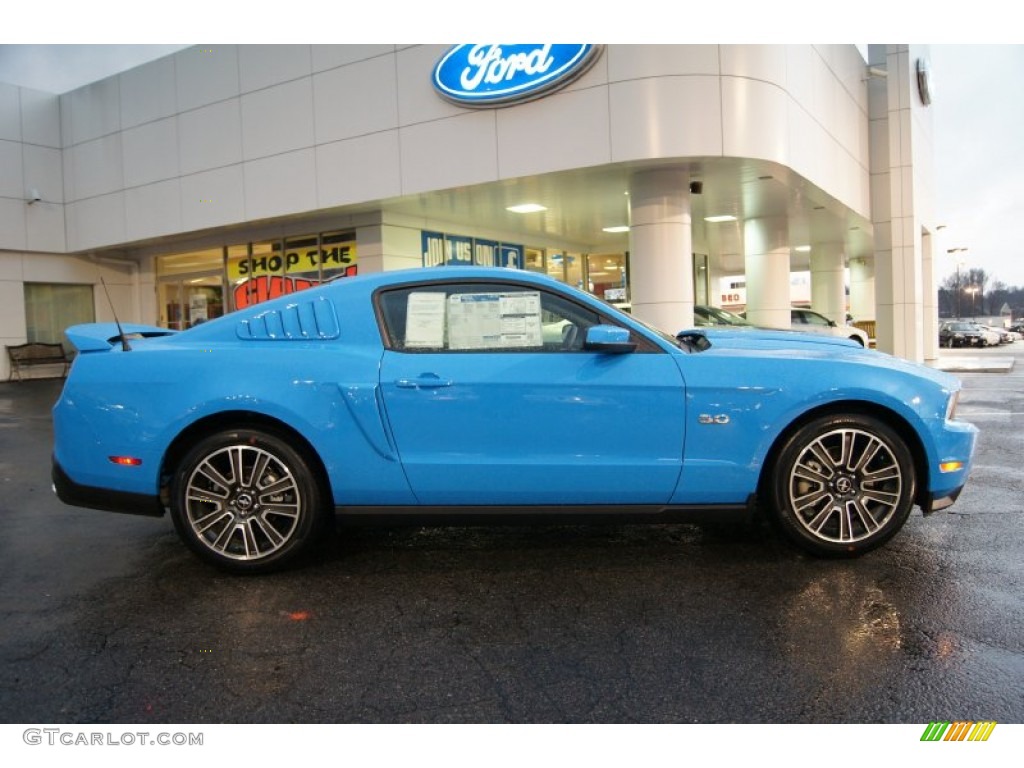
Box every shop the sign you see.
[432,44,601,107]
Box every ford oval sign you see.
[433,44,602,107]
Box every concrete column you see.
[628,168,694,332]
[359,224,422,274]
[849,257,876,324]
[868,44,929,361]
[744,217,791,329]
[810,243,847,323]
[138,254,157,324]
[922,230,939,361]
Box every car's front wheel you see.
[169,428,330,573]
[768,414,916,557]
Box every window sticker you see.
[404,292,448,348]
[447,292,543,350]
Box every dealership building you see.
[1,44,941,379]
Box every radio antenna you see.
[100,277,132,351]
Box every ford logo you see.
[432,44,602,107]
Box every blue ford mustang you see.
[52,267,977,572]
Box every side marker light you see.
[109,456,143,466]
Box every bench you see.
[6,342,71,382]
[852,320,877,348]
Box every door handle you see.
[395,374,453,389]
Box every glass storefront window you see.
[693,253,709,305]
[159,274,225,330]
[156,230,358,326]
[320,231,358,281]
[546,251,565,282]
[285,235,321,281]
[587,253,628,304]
[25,283,95,351]
[156,248,223,277]
[158,248,226,329]
[523,248,545,274]
[226,244,250,312]
[563,251,583,291]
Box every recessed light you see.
[602,226,629,233]
[704,215,737,223]
[506,203,547,214]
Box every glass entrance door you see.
[158,274,225,330]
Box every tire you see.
[169,428,330,573]
[767,414,916,558]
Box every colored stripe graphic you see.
[920,721,997,741]
[969,722,997,741]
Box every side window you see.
[379,283,602,352]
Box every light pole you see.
[966,286,979,319]
[946,247,968,318]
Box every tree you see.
[940,267,990,318]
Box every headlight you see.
[946,390,960,421]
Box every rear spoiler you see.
[64,323,178,353]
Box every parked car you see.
[735,307,870,346]
[692,305,753,327]
[939,321,1000,348]
[789,308,871,347]
[981,325,1014,344]
[52,267,977,573]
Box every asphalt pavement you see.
[1,343,1021,724]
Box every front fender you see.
[671,353,959,505]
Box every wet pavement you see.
[1,345,1022,724]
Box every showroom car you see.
[52,267,977,573]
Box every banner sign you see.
[230,240,358,310]
[228,241,357,281]
[422,231,523,270]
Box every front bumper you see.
[924,485,965,514]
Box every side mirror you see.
[584,325,636,354]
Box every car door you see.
[376,280,687,506]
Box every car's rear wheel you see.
[768,414,916,557]
[170,428,329,573]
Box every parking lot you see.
[1,342,1022,724]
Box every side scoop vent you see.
[236,296,341,341]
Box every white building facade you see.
[0,44,940,379]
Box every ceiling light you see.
[506,203,547,214]
[602,226,629,233]
[794,245,811,252]
[704,215,737,223]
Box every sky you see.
[930,45,1024,288]
[2,4,1022,287]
